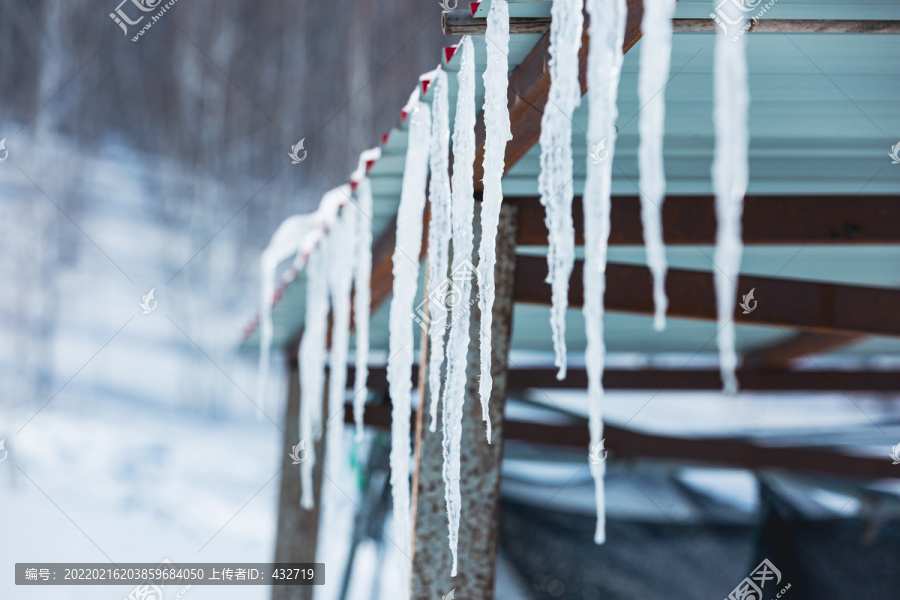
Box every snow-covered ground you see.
[1,397,280,599]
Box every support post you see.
[272,355,326,600]
[409,201,518,599]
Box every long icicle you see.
[712,6,749,394]
[441,37,476,578]
[584,0,627,544]
[537,0,584,380]
[386,93,431,567]
[638,0,675,332]
[299,233,330,509]
[476,0,512,443]
[352,154,376,441]
[326,197,357,476]
[257,215,318,415]
[425,70,453,433]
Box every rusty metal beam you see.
[472,1,646,191]
[346,402,899,482]
[272,364,326,600]
[513,255,900,338]
[443,12,900,35]
[514,195,900,246]
[742,332,865,370]
[409,202,518,598]
[442,9,551,35]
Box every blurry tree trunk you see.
[273,353,326,600]
[409,202,518,599]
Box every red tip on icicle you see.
[470,2,481,17]
[421,79,431,95]
[381,132,389,145]
[350,180,359,192]
[366,159,376,172]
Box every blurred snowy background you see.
[0,0,444,598]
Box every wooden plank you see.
[349,364,900,392]
[513,255,900,338]
[513,195,900,246]
[409,202,519,599]
[742,332,864,370]
[471,0,646,191]
[346,402,899,482]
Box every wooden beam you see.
[514,195,900,246]
[513,255,900,338]
[349,365,900,393]
[409,202,518,598]
[346,402,899,482]
[742,332,864,370]
[443,12,900,35]
[471,0,646,191]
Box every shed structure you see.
[242,1,900,598]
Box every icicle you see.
[538,0,584,380]
[441,36,476,578]
[299,233,330,510]
[638,0,675,332]
[425,70,453,433]
[476,0,512,443]
[352,149,380,441]
[386,92,431,564]
[327,193,357,476]
[257,215,318,413]
[583,0,627,545]
[712,4,749,395]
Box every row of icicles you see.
[255,0,749,582]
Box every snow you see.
[299,234,330,509]
[352,151,379,441]
[583,0,627,545]
[441,36,476,578]
[385,94,431,572]
[638,0,675,332]
[1,399,278,600]
[477,0,513,443]
[257,215,318,415]
[425,70,452,434]
[537,0,584,381]
[712,8,750,395]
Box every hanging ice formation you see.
[257,215,318,414]
[424,69,452,433]
[583,0,627,544]
[326,193,357,475]
[294,186,354,509]
[537,0,584,380]
[386,90,431,560]
[638,0,675,332]
[351,148,380,441]
[441,37,476,578]
[298,224,331,509]
[476,0,512,442]
[711,4,749,394]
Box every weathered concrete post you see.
[410,201,518,599]
[272,356,326,600]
